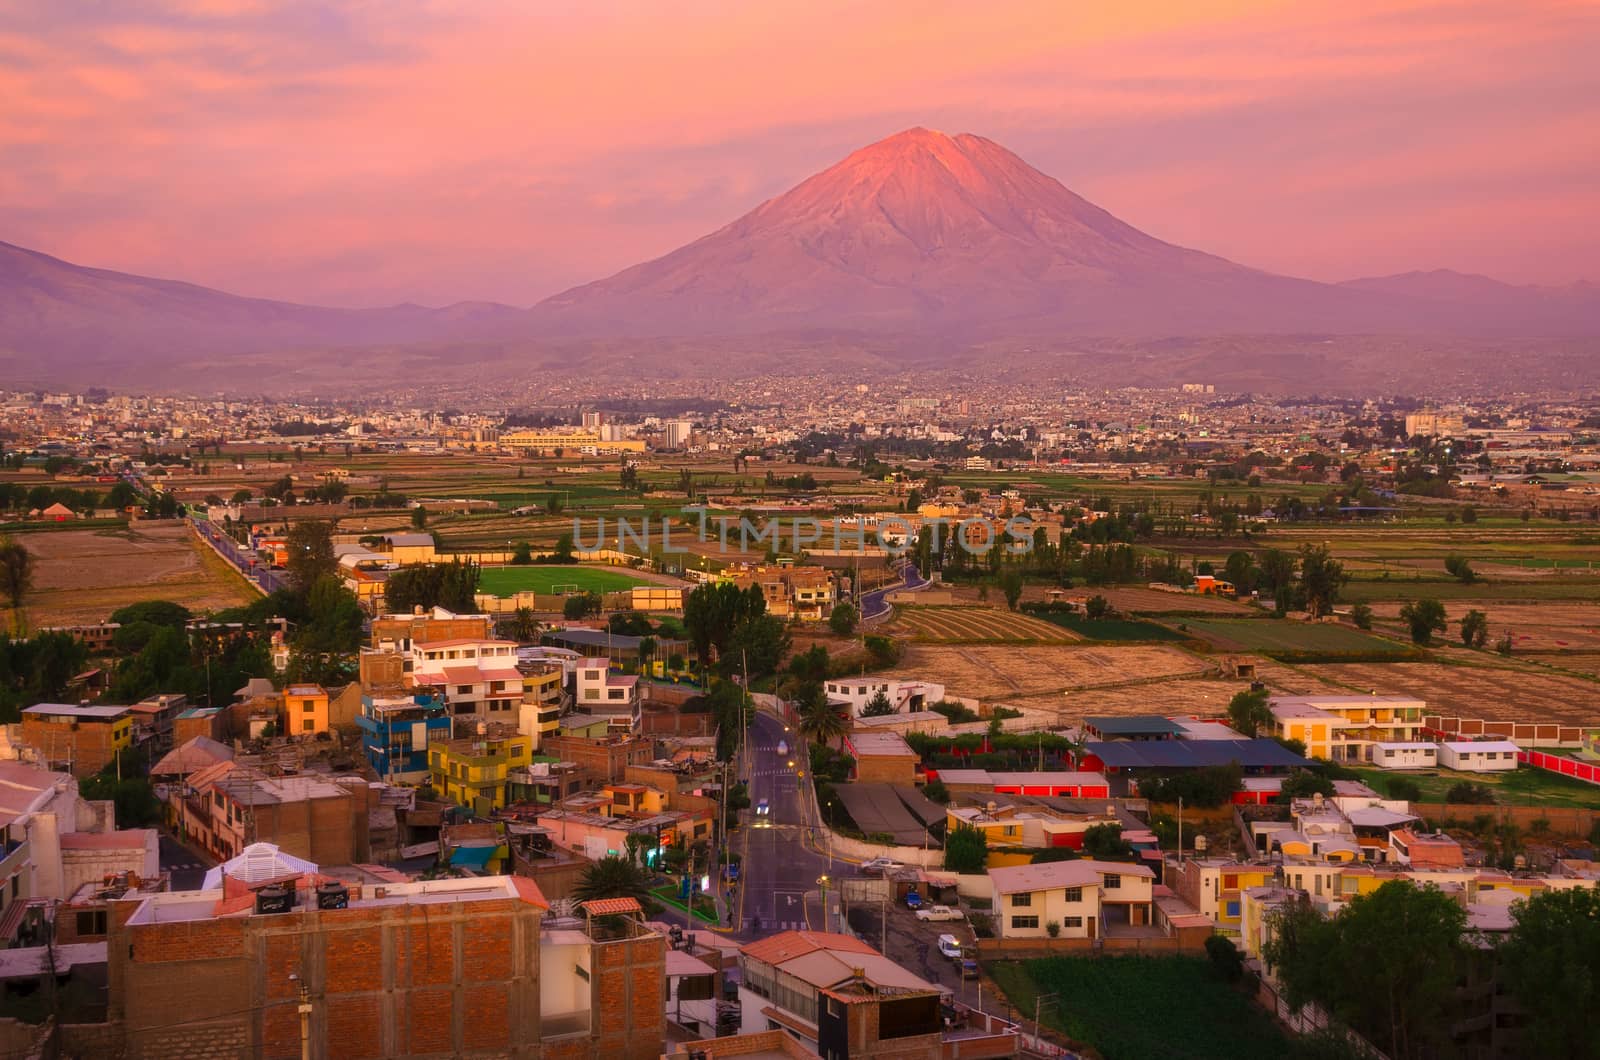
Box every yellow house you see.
[428,734,534,813]
[282,684,330,736]
[1269,695,1427,763]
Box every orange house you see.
[282,684,330,736]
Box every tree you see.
[1460,505,1478,524]
[503,607,539,643]
[563,592,601,620]
[861,690,896,717]
[384,560,481,615]
[1265,881,1468,1060]
[943,823,988,873]
[551,532,577,564]
[999,570,1023,611]
[1080,823,1134,859]
[1205,934,1244,982]
[1298,543,1347,619]
[1443,554,1476,584]
[511,541,534,565]
[1445,781,1495,804]
[1349,602,1373,630]
[1398,599,1447,645]
[0,536,34,633]
[1223,550,1256,595]
[1084,594,1110,620]
[410,506,428,529]
[1226,688,1273,738]
[1500,887,1600,1059]
[922,779,949,804]
[797,697,848,750]
[725,612,790,679]
[109,600,193,629]
[574,856,652,904]
[1385,777,1423,802]
[1259,548,1299,610]
[284,520,337,593]
[1459,609,1489,649]
[1281,769,1336,800]
[828,602,859,637]
[683,581,767,673]
[637,635,657,673]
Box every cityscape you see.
[2,4,1599,1060]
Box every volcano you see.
[528,127,1443,338]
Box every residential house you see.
[946,800,1125,853]
[1371,741,1438,769]
[172,763,372,865]
[823,678,946,718]
[281,683,331,736]
[407,637,523,733]
[19,703,133,778]
[357,693,451,784]
[842,731,918,784]
[988,859,1156,939]
[428,732,536,814]
[572,658,640,733]
[736,929,1018,1059]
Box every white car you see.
[915,905,964,923]
[937,934,963,960]
[756,798,770,816]
[859,857,903,877]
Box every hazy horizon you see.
[2,1,1597,309]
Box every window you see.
[1064,916,1083,929]
[302,719,314,732]
[76,910,107,936]
[1064,887,1082,903]
[1225,901,1240,918]
[1010,893,1032,907]
[1103,874,1121,890]
[456,685,472,695]
[1010,915,1040,930]
[301,701,314,713]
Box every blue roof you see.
[1085,716,1183,737]
[449,844,498,869]
[1086,738,1310,770]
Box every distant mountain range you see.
[2,127,1597,391]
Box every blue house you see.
[357,693,450,784]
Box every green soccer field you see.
[477,565,650,596]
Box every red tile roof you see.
[740,929,875,966]
[581,897,642,916]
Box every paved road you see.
[193,518,285,594]
[160,833,213,891]
[860,560,925,621]
[734,710,832,939]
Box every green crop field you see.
[988,956,1301,1060]
[478,565,649,596]
[1180,616,1409,655]
[1027,612,1189,642]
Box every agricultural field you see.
[988,956,1298,1060]
[1365,601,1600,653]
[6,522,256,628]
[1025,612,1189,642]
[1180,617,1410,656]
[477,565,651,596]
[882,643,1211,707]
[889,606,1079,644]
[1075,586,1255,615]
[1291,661,1600,725]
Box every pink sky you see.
[1,0,1596,307]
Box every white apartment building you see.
[573,658,640,733]
[823,677,946,717]
[407,638,523,731]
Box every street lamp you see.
[817,874,830,933]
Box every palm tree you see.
[0,536,33,635]
[637,636,657,676]
[797,697,849,750]
[574,855,652,904]
[503,606,538,643]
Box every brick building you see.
[540,734,654,785]
[19,703,133,778]
[107,846,666,1059]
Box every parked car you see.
[915,904,964,923]
[859,857,903,877]
[937,934,963,960]
[905,889,923,910]
[961,958,980,980]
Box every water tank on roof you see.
[255,884,294,915]
[316,882,350,909]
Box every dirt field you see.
[889,606,1080,644]
[1368,601,1600,652]
[882,643,1209,704]
[1069,587,1255,615]
[1290,661,1600,726]
[5,522,256,628]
